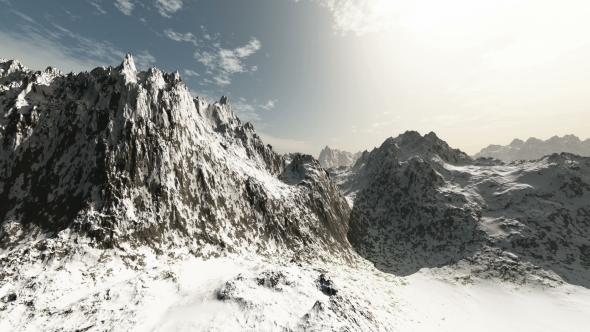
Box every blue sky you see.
[1,0,590,155]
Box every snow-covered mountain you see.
[474,135,590,161]
[332,131,590,288]
[0,56,401,330]
[318,146,362,169]
[0,55,353,259]
[1,56,590,331]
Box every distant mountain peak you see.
[509,138,525,147]
[318,146,362,169]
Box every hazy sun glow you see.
[316,0,590,154]
[0,0,588,155]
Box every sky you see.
[1,0,589,156]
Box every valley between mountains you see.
[1,55,589,331]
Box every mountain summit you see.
[0,55,352,260]
[318,146,362,169]
[331,131,590,288]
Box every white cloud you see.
[364,121,390,133]
[164,29,197,46]
[233,39,262,57]
[0,23,121,72]
[259,100,277,110]
[64,10,84,21]
[89,1,107,15]
[51,24,126,65]
[183,69,199,77]
[10,9,35,23]
[115,0,134,16]
[155,0,182,18]
[232,97,262,124]
[229,97,278,126]
[190,90,217,105]
[194,38,261,86]
[0,17,158,75]
[134,50,156,69]
[296,0,396,35]
[370,122,389,128]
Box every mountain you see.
[474,135,590,161]
[0,55,354,259]
[0,56,402,330]
[332,131,590,288]
[1,56,590,330]
[318,146,362,169]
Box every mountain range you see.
[1,56,589,331]
[474,135,590,162]
[331,131,590,288]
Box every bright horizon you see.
[1,0,589,156]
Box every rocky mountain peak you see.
[120,52,137,71]
[219,95,230,105]
[318,146,362,169]
[509,138,525,148]
[0,55,352,261]
[385,130,471,165]
[0,59,26,76]
[118,53,137,83]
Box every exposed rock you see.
[1,293,16,303]
[316,274,338,296]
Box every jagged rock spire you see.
[121,53,136,72]
[119,53,137,83]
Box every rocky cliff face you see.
[318,146,362,169]
[334,131,590,287]
[0,55,352,260]
[474,135,590,161]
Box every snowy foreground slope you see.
[1,57,590,331]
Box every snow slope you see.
[2,248,589,331]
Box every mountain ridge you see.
[330,130,590,288]
[0,54,352,261]
[474,134,590,162]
